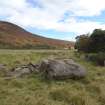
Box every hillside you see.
[0,21,74,49]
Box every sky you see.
[0,0,105,41]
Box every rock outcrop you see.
[1,59,87,80]
[39,59,87,80]
[7,63,39,78]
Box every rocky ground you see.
[0,58,87,79]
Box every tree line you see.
[75,29,105,66]
[75,29,105,53]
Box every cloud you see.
[0,0,105,36]
[70,0,105,16]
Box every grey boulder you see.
[39,59,87,80]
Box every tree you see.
[75,34,90,52]
[90,29,105,52]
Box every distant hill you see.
[0,21,74,49]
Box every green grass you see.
[0,49,105,105]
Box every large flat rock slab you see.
[39,59,87,80]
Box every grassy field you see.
[0,50,105,105]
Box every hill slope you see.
[0,21,74,49]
